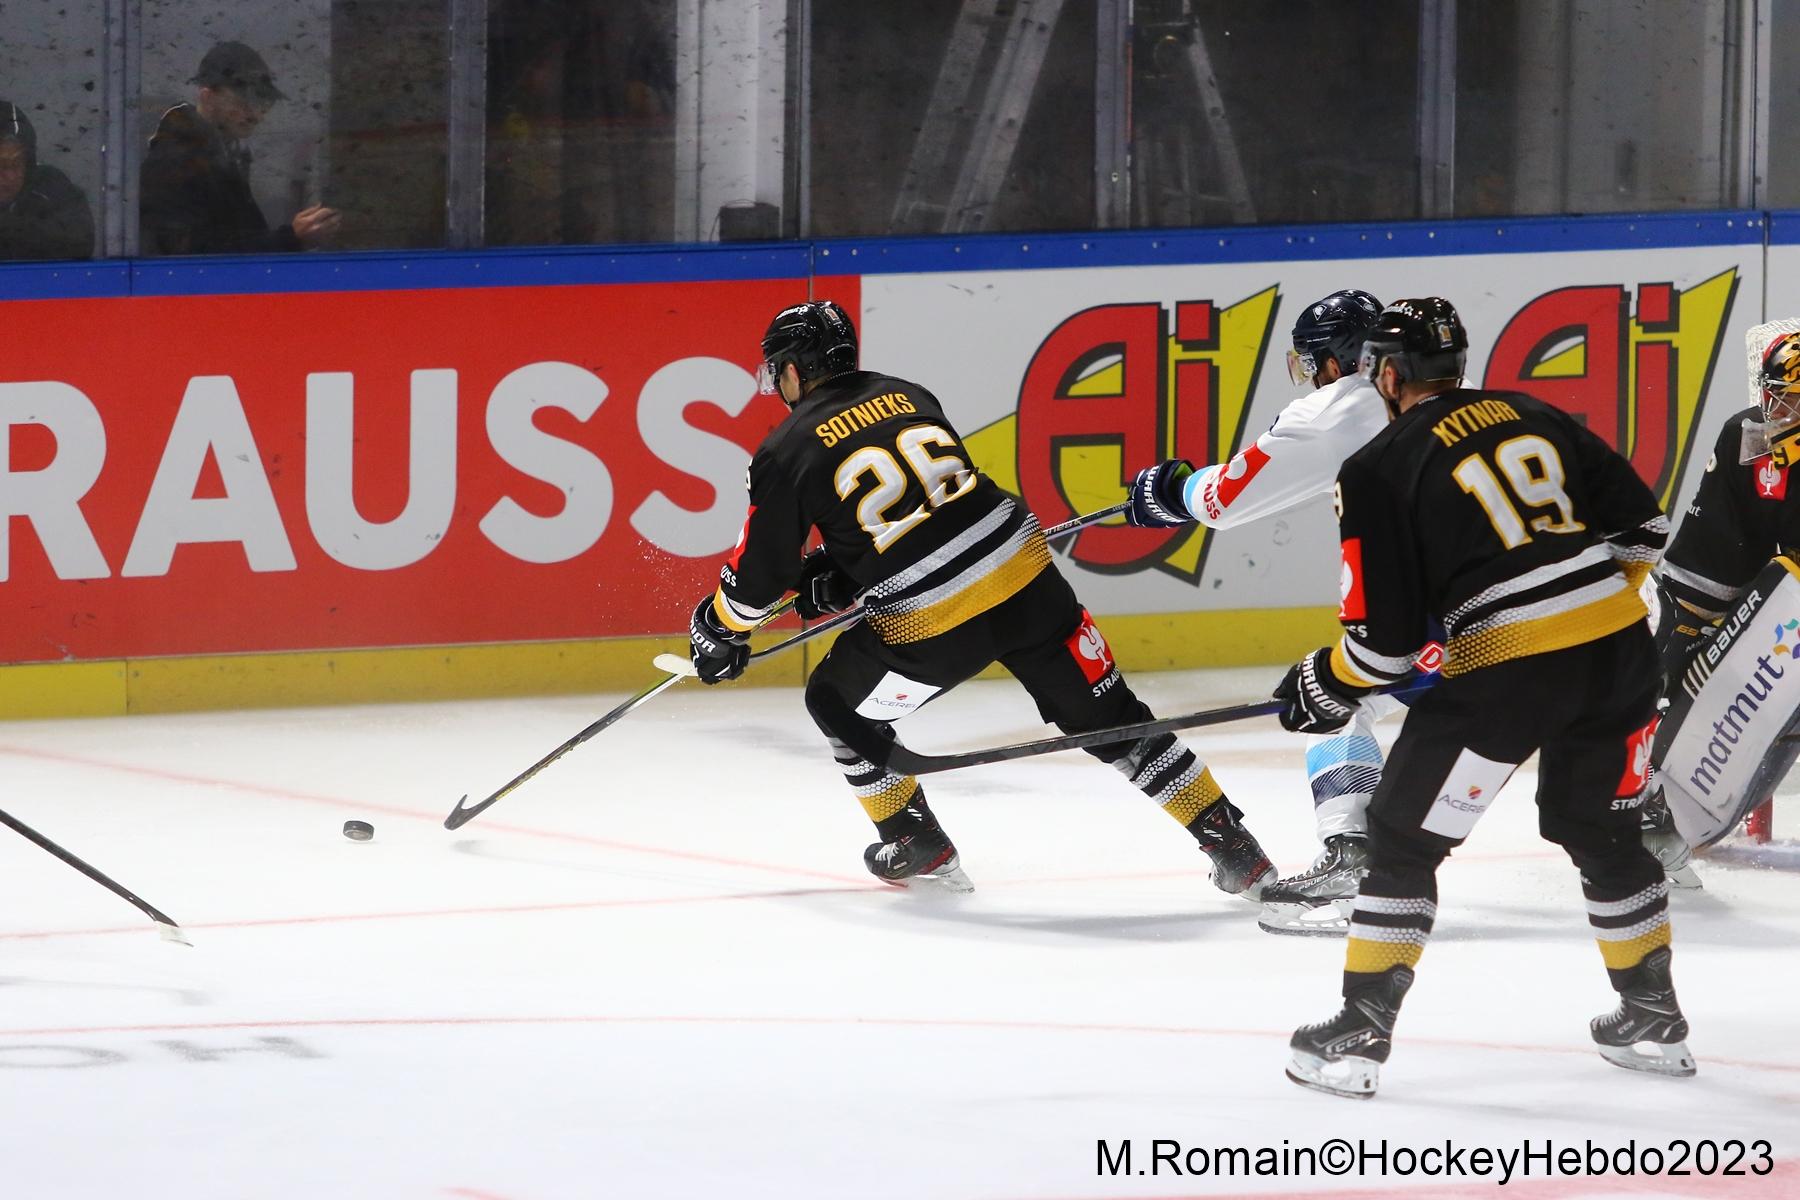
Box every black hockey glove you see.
[793,549,858,621]
[689,596,750,685]
[1125,459,1196,527]
[1273,648,1371,734]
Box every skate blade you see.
[1596,1039,1697,1078]
[883,855,975,895]
[1257,898,1351,938]
[1285,1050,1378,1099]
[1665,865,1704,891]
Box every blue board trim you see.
[817,211,1766,275]
[0,211,1770,302]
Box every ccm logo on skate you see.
[1066,610,1119,694]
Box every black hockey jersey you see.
[1659,407,1800,619]
[1325,388,1668,685]
[713,370,1049,644]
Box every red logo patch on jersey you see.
[1753,456,1789,500]
[1413,641,1444,674]
[726,506,756,570]
[1616,716,1659,797]
[1338,538,1366,621]
[1065,609,1116,685]
[1199,443,1272,521]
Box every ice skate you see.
[1258,834,1370,936]
[1591,947,1696,1078]
[1286,969,1411,1099]
[1191,799,1274,900]
[863,806,973,894]
[1640,787,1702,891]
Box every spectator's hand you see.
[291,205,342,246]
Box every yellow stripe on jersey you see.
[1443,585,1646,676]
[712,587,762,634]
[1329,641,1390,689]
[865,533,1051,644]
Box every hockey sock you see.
[1305,724,1383,838]
[1584,877,1672,989]
[1110,732,1228,829]
[1342,873,1437,999]
[828,733,924,826]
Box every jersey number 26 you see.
[834,424,976,551]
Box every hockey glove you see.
[793,549,859,621]
[1274,647,1370,734]
[1125,459,1196,527]
[689,596,751,685]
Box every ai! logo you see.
[1485,270,1738,506]
[1066,609,1117,686]
[1617,716,1659,796]
[960,288,1280,582]
[1756,458,1788,500]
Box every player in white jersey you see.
[1126,289,1412,935]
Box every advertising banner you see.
[0,276,824,662]
[862,245,1761,616]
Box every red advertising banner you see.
[0,275,849,662]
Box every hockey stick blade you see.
[444,670,687,829]
[0,806,189,943]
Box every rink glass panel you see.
[0,0,104,260]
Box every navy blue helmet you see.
[1288,289,1384,385]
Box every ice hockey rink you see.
[1,666,1795,1200]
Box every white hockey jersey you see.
[1178,374,1388,529]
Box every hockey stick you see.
[652,500,1131,677]
[446,501,1129,830]
[0,806,190,944]
[845,678,1433,777]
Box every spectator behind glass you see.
[0,102,95,261]
[140,41,341,255]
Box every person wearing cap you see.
[140,41,340,255]
[0,101,95,260]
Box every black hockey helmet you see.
[1759,331,1800,429]
[1287,289,1383,385]
[758,300,858,396]
[1357,297,1468,387]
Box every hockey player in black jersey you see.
[1272,298,1692,1098]
[1644,327,1800,875]
[687,300,1275,896]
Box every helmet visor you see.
[1286,348,1319,386]
[1762,379,1800,429]
[756,359,781,396]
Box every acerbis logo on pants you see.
[1066,609,1119,693]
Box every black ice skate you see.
[1257,834,1371,937]
[1286,968,1413,1100]
[1190,799,1274,899]
[1639,786,1702,891]
[1591,946,1697,1078]
[864,801,973,894]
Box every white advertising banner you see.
[861,243,1762,616]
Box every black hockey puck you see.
[342,820,375,842]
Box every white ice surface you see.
[0,667,1795,1200]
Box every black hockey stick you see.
[447,500,1130,830]
[0,806,190,944]
[845,678,1432,777]
[652,501,1131,676]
